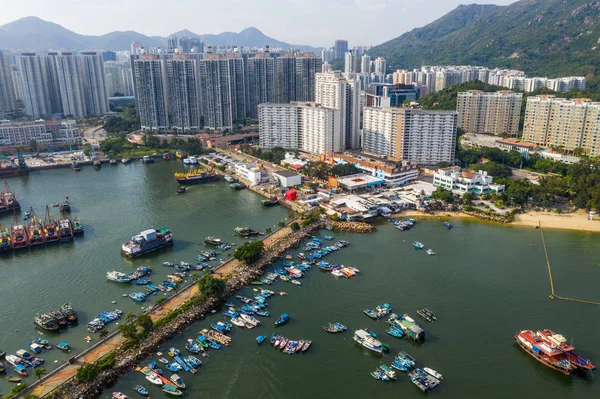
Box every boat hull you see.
[514,335,572,375]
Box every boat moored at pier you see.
[174,170,219,185]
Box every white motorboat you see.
[423,367,443,380]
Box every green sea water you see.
[1,161,599,398]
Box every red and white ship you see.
[514,329,595,375]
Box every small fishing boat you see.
[168,347,181,357]
[256,335,267,345]
[387,327,404,338]
[162,384,183,396]
[72,216,84,235]
[261,198,279,207]
[323,325,339,333]
[8,376,22,382]
[57,342,70,351]
[158,357,169,364]
[170,373,186,389]
[145,371,163,385]
[14,364,28,376]
[443,222,453,230]
[380,364,397,379]
[176,187,186,194]
[112,392,128,399]
[331,270,344,278]
[134,385,148,395]
[230,182,246,190]
[412,241,424,249]
[275,313,290,326]
[426,249,436,255]
[424,367,443,380]
[166,362,182,372]
[185,339,200,353]
[148,361,163,375]
[301,340,312,352]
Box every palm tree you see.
[99,329,109,340]
[34,367,47,380]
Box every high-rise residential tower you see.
[0,52,16,116]
[133,55,169,130]
[344,52,354,75]
[334,40,348,60]
[198,55,246,129]
[17,53,53,117]
[457,90,522,136]
[247,53,275,120]
[276,53,322,104]
[315,71,361,149]
[77,52,110,117]
[167,56,200,131]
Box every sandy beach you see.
[403,209,600,233]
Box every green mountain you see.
[369,0,600,86]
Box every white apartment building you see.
[0,52,16,116]
[344,52,354,74]
[433,168,505,195]
[248,53,275,120]
[315,71,361,149]
[505,76,586,93]
[104,61,134,96]
[457,90,522,135]
[374,57,387,75]
[259,102,341,155]
[258,103,299,150]
[17,53,53,118]
[523,95,600,156]
[0,120,80,147]
[54,53,86,118]
[363,107,458,165]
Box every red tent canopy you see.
[285,189,297,201]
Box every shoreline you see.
[401,210,600,233]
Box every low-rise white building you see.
[273,170,302,187]
[233,162,262,184]
[433,168,505,195]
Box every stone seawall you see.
[330,221,375,233]
[46,221,324,399]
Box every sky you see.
[0,0,517,47]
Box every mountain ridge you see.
[368,0,600,86]
[0,16,320,53]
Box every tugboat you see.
[27,207,45,246]
[60,196,71,213]
[2,179,21,212]
[43,205,60,243]
[234,226,262,237]
[261,198,279,207]
[0,224,12,252]
[58,211,74,243]
[72,216,84,235]
[204,236,223,246]
[121,227,174,258]
[34,314,59,331]
[230,182,245,190]
[60,303,78,322]
[10,210,28,249]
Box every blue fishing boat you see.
[334,322,347,331]
[174,355,190,371]
[275,313,290,326]
[185,340,200,353]
[256,335,267,344]
[255,310,270,317]
[132,279,151,285]
[168,347,181,356]
[223,310,238,318]
[208,341,221,350]
[387,326,404,338]
[148,361,163,375]
[129,292,147,302]
[211,323,227,333]
[57,342,70,351]
[270,333,280,344]
[166,362,182,372]
[443,222,453,230]
[134,385,149,395]
[412,241,425,249]
[364,308,378,319]
[324,236,334,240]
[391,358,408,371]
[184,355,202,368]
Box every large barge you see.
[515,329,595,375]
[174,170,219,185]
[121,227,173,258]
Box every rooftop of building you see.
[336,173,384,189]
[273,169,301,178]
[335,152,417,173]
[495,138,538,150]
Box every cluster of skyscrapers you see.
[131,50,322,131]
[0,51,109,119]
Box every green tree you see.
[117,323,137,340]
[34,367,46,381]
[330,163,360,177]
[136,314,154,333]
[304,161,331,180]
[76,364,98,382]
[233,241,264,264]
[290,221,300,231]
[99,329,109,340]
[432,187,455,203]
[125,312,137,324]
[461,192,474,205]
[29,139,38,153]
[197,273,226,299]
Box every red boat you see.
[10,210,28,249]
[43,205,60,243]
[514,329,595,375]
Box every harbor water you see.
[1,161,599,398]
